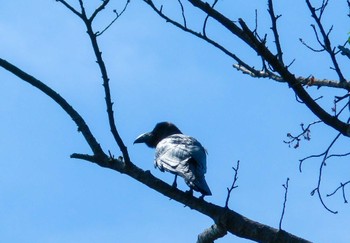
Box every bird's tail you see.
[193,177,212,196]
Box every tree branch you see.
[225,160,240,208]
[96,0,131,36]
[56,0,82,18]
[268,0,284,63]
[185,0,350,137]
[233,64,350,90]
[59,1,132,164]
[90,0,110,22]
[279,178,289,230]
[299,132,343,214]
[0,58,106,159]
[197,223,227,243]
[305,0,346,82]
[70,154,311,243]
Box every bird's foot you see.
[171,175,178,188]
[172,181,177,188]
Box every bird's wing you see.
[155,134,207,178]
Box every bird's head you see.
[133,122,182,148]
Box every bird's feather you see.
[155,134,211,195]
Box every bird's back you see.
[155,134,211,195]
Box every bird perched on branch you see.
[134,122,212,198]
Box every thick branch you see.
[197,223,227,243]
[71,154,311,243]
[233,64,350,90]
[186,0,350,137]
[0,58,106,159]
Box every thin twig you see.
[225,160,240,208]
[96,0,131,36]
[305,0,346,82]
[177,0,187,28]
[0,58,106,158]
[143,0,257,76]
[327,181,350,203]
[284,121,322,149]
[56,0,82,17]
[299,132,342,213]
[90,0,110,22]
[268,0,283,63]
[61,0,131,164]
[279,177,289,230]
[203,0,218,37]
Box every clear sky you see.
[0,1,349,242]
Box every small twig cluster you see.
[284,121,321,149]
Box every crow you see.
[134,122,212,198]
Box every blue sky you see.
[1,1,350,242]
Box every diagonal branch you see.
[305,0,346,83]
[300,132,343,214]
[59,1,131,164]
[0,55,312,242]
[197,223,227,243]
[185,0,350,137]
[143,0,260,85]
[96,0,131,36]
[0,58,106,159]
[90,0,110,22]
[55,0,82,17]
[70,154,311,243]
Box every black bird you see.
[134,122,212,198]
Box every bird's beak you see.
[133,132,151,144]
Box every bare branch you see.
[284,121,322,149]
[184,0,350,137]
[60,0,131,164]
[197,223,227,243]
[177,0,187,28]
[299,38,325,52]
[327,181,350,203]
[299,132,343,213]
[90,0,110,22]
[0,58,106,159]
[0,55,313,242]
[225,160,240,208]
[268,0,284,63]
[202,0,219,37]
[233,64,350,90]
[305,0,346,82]
[279,178,289,230]
[69,154,311,243]
[56,0,82,18]
[143,0,258,77]
[96,0,131,36]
